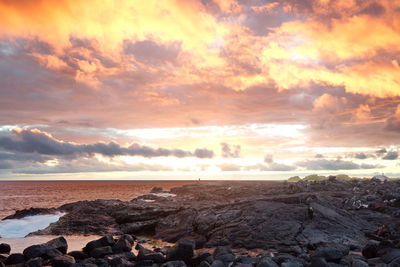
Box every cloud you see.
[382,151,398,160]
[297,159,381,170]
[354,153,368,159]
[221,142,241,158]
[261,162,297,172]
[0,128,214,159]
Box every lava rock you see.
[83,235,115,254]
[256,257,279,267]
[161,260,187,267]
[351,259,369,267]
[211,260,225,267]
[0,243,11,254]
[46,237,68,254]
[112,236,132,253]
[166,240,194,263]
[381,249,400,263]
[67,251,90,260]
[26,257,43,267]
[23,244,63,259]
[213,247,235,264]
[314,243,350,261]
[51,255,76,267]
[90,246,113,258]
[137,247,165,263]
[4,253,25,265]
[362,241,379,259]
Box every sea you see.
[0,180,193,220]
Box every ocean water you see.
[0,180,192,220]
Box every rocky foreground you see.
[1,177,400,266]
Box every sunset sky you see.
[1,0,400,180]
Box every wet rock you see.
[0,243,10,254]
[161,260,187,267]
[26,257,43,267]
[67,251,90,260]
[112,236,132,253]
[51,255,76,267]
[89,246,113,258]
[4,253,25,265]
[314,243,350,261]
[166,240,194,263]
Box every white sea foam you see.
[0,212,65,238]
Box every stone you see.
[23,244,63,259]
[198,261,212,267]
[161,260,187,267]
[166,240,194,263]
[83,235,115,253]
[90,246,113,258]
[137,247,165,263]
[4,253,25,265]
[314,243,350,261]
[0,243,11,254]
[51,255,76,267]
[26,257,43,267]
[256,257,279,267]
[213,247,235,263]
[310,257,329,267]
[112,237,132,253]
[67,251,90,260]
[281,260,304,267]
[211,260,225,267]
[362,241,379,259]
[381,249,400,263]
[351,259,369,267]
[46,237,68,254]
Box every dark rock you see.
[362,241,379,258]
[213,247,235,263]
[389,257,400,266]
[351,259,369,267]
[211,260,225,267]
[256,257,279,267]
[67,251,90,260]
[137,247,165,263]
[83,235,115,254]
[112,237,132,253]
[0,243,11,254]
[198,261,212,267]
[89,246,113,258]
[46,237,68,254]
[281,260,304,267]
[314,243,350,261]
[161,260,187,267]
[234,256,257,265]
[381,249,400,263]
[108,256,134,267]
[26,257,43,267]
[70,264,97,267]
[105,252,137,262]
[3,208,57,220]
[190,252,212,266]
[23,244,63,260]
[166,240,194,263]
[51,255,76,267]
[310,257,329,267]
[150,187,163,193]
[4,253,25,265]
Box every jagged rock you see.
[46,237,68,254]
[26,257,43,267]
[210,260,225,267]
[4,253,25,265]
[137,247,165,263]
[213,247,235,264]
[198,261,212,267]
[362,241,379,258]
[281,260,304,267]
[381,249,400,263]
[161,260,187,267]
[310,257,328,267]
[112,236,132,253]
[83,235,115,254]
[0,243,10,254]
[51,255,76,267]
[90,246,113,258]
[351,259,369,267]
[23,244,63,260]
[256,257,279,267]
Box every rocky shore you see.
[1,177,400,266]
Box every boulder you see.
[166,240,194,263]
[381,249,400,263]
[4,253,25,265]
[198,261,212,267]
[83,235,115,254]
[67,251,90,260]
[212,247,235,264]
[26,257,43,267]
[90,246,113,258]
[281,260,304,267]
[351,259,369,267]
[46,237,68,254]
[23,244,63,259]
[211,260,225,267]
[112,237,132,253]
[51,255,76,267]
[362,241,379,258]
[0,243,11,254]
[256,257,279,267]
[310,257,329,267]
[314,243,350,261]
[161,260,187,267]
[137,247,165,263]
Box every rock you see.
[0,243,11,254]
[137,247,165,263]
[90,246,113,258]
[310,257,329,267]
[23,244,63,259]
[46,237,68,254]
[51,255,76,267]
[108,256,134,267]
[161,260,187,267]
[389,257,400,266]
[281,260,304,267]
[213,247,235,263]
[198,261,212,267]
[112,236,132,253]
[26,257,43,267]
[314,243,350,261]
[190,252,212,266]
[70,264,97,267]
[362,241,379,258]
[166,240,194,263]
[150,187,163,193]
[381,249,400,263]
[256,257,279,267]
[83,235,115,253]
[67,251,90,260]
[351,259,369,267]
[211,260,225,267]
[4,253,25,265]
[105,252,137,263]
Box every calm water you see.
[0,181,193,219]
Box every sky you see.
[0,0,400,180]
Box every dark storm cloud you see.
[0,129,214,159]
[354,153,368,159]
[297,159,381,170]
[221,143,241,158]
[382,151,398,160]
[124,40,181,65]
[0,152,49,162]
